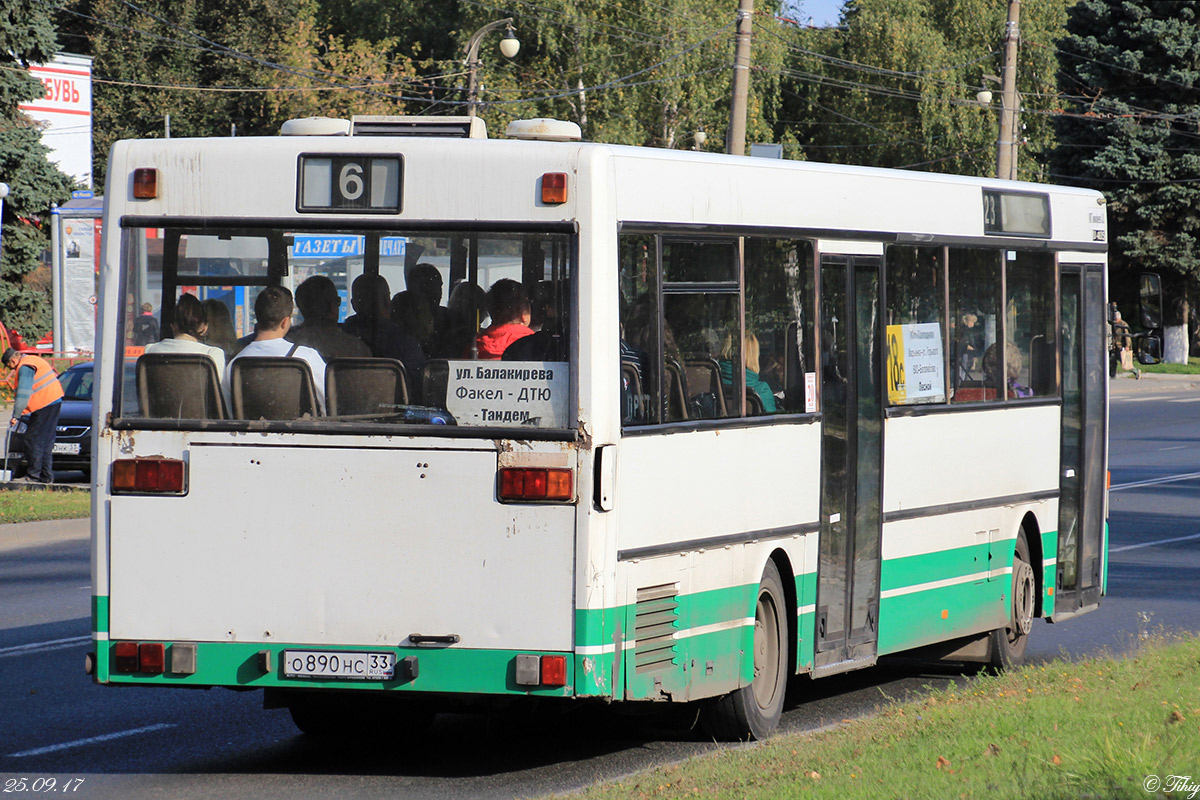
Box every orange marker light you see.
[941,610,949,619]
[541,172,567,204]
[133,167,158,199]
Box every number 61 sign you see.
[297,154,403,213]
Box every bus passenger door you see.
[1056,264,1107,616]
[814,255,883,673]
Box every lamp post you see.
[0,183,9,270]
[465,18,520,117]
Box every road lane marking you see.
[1168,397,1200,403]
[9,724,175,758]
[1110,471,1200,491]
[1113,395,1172,402]
[1110,531,1200,554]
[0,635,91,659]
[1158,446,1188,451]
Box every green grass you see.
[1133,357,1200,375]
[0,487,90,523]
[577,636,1200,800]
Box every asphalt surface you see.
[1,370,1197,798]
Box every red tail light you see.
[112,458,186,494]
[498,467,573,502]
[114,642,139,673]
[139,643,165,674]
[540,655,567,686]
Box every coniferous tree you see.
[0,0,77,341]
[1051,0,1200,361]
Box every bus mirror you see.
[1139,272,1162,331]
[1135,334,1162,365]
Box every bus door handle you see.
[409,633,460,647]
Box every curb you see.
[0,516,89,553]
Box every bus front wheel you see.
[700,560,788,741]
[988,531,1035,669]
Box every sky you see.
[793,0,846,27]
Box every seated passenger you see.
[440,280,488,359]
[229,285,327,413]
[146,293,226,377]
[983,344,1032,398]
[202,298,238,357]
[503,282,568,362]
[342,273,425,385]
[719,331,777,413]
[391,289,436,356]
[474,279,532,360]
[287,275,371,362]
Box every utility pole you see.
[726,0,754,156]
[995,0,1020,180]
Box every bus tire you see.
[700,560,788,741]
[988,531,1035,670]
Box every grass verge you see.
[0,487,90,523]
[578,636,1200,800]
[1134,357,1200,375]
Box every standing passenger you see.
[474,279,532,359]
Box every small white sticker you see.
[829,513,841,524]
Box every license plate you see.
[282,650,395,680]
[52,442,81,455]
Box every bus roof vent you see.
[350,115,488,139]
[280,117,351,136]
[505,118,582,142]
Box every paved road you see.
[1,373,1198,798]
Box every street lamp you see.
[0,183,9,271]
[465,18,520,117]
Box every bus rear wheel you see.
[988,531,1035,670]
[700,560,788,741]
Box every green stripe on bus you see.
[92,595,109,634]
[880,543,995,593]
[102,642,575,696]
[878,580,1006,654]
[1042,528,1058,617]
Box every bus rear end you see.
[90,126,594,729]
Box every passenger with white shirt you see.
[145,293,227,377]
[227,286,327,413]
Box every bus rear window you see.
[118,227,574,433]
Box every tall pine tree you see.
[0,0,77,341]
[1052,0,1200,361]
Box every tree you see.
[781,0,1071,177]
[0,0,77,340]
[453,0,788,151]
[1052,0,1200,361]
[64,0,421,186]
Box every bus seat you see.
[137,352,228,420]
[684,356,727,418]
[745,388,765,416]
[326,357,409,418]
[230,357,320,420]
[420,360,449,408]
[952,384,997,403]
[664,358,689,421]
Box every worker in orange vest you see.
[4,348,64,484]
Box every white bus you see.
[89,116,1108,740]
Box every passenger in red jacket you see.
[474,279,533,359]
